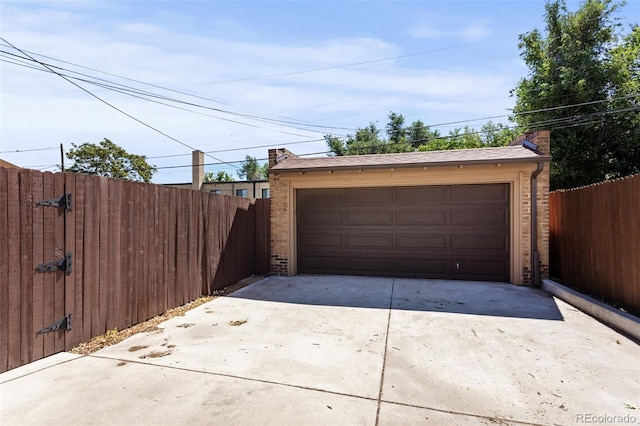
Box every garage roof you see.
[270,145,550,173]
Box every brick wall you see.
[268,148,298,275]
[511,131,551,284]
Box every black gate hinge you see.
[38,314,72,334]
[36,193,72,211]
[36,252,72,275]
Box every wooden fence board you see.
[30,171,44,361]
[193,192,204,301]
[62,173,76,350]
[40,172,56,359]
[550,174,640,315]
[19,170,34,364]
[0,167,10,372]
[150,185,161,318]
[97,177,109,334]
[71,174,85,348]
[158,186,169,315]
[184,191,201,303]
[52,172,66,353]
[83,176,98,341]
[7,169,21,369]
[137,182,148,324]
[175,189,186,306]
[107,179,122,331]
[120,185,135,327]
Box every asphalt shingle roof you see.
[270,146,549,173]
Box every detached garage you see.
[268,131,551,286]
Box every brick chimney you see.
[192,150,204,190]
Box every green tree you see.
[66,138,156,183]
[512,0,639,189]
[480,122,519,147]
[326,112,414,155]
[238,156,268,180]
[407,120,440,148]
[419,126,483,151]
[386,112,406,145]
[204,171,234,182]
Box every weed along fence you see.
[0,167,270,373]
[549,173,640,316]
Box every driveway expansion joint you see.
[88,353,379,403]
[375,278,395,426]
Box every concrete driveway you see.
[2,275,639,425]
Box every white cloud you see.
[408,22,492,42]
[459,24,493,42]
[0,4,518,183]
[408,25,448,39]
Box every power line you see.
[7,50,635,145]
[6,42,637,145]
[0,37,237,168]
[12,101,639,173]
[0,49,355,134]
[189,37,512,85]
[0,146,58,154]
[0,43,233,107]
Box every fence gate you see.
[2,167,271,373]
[1,169,74,372]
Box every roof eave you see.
[269,155,551,174]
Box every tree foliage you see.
[512,0,639,189]
[326,112,515,156]
[204,171,234,182]
[66,138,156,183]
[238,155,268,180]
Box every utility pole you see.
[60,143,64,172]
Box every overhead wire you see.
[14,101,639,173]
[188,37,513,85]
[0,146,58,153]
[0,48,355,133]
[0,42,234,106]
[4,40,637,146]
[0,37,237,168]
[5,49,636,147]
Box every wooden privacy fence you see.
[0,167,270,373]
[549,173,639,316]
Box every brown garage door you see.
[296,184,509,281]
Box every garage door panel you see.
[451,208,508,225]
[345,234,393,250]
[396,258,448,275]
[396,210,447,225]
[451,234,508,250]
[345,257,394,275]
[297,185,509,282]
[396,186,448,204]
[346,210,393,226]
[297,188,343,205]
[397,234,448,250]
[452,260,508,280]
[298,233,343,248]
[298,209,343,226]
[345,187,393,204]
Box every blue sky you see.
[1,0,638,183]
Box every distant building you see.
[204,180,269,198]
[164,150,269,198]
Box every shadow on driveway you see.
[230,275,564,321]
